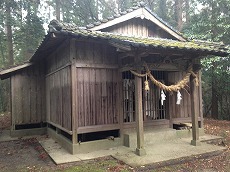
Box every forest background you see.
[0,0,229,120]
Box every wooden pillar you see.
[134,52,146,156]
[190,70,200,146]
[70,38,77,144]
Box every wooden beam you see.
[190,67,201,146]
[134,53,146,156]
[120,63,180,72]
[77,124,120,134]
[171,117,202,123]
[123,119,169,129]
[75,63,118,69]
[45,63,71,77]
[47,121,73,135]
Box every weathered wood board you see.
[101,18,175,39]
[11,62,45,125]
[168,71,202,120]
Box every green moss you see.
[71,28,228,54]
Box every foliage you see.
[183,0,230,119]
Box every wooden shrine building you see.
[0,4,229,155]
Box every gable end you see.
[89,7,186,41]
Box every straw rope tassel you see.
[144,74,150,91]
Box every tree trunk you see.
[211,86,218,119]
[210,0,219,119]
[5,1,14,66]
[185,0,190,24]
[211,62,218,119]
[174,0,183,31]
[56,0,61,20]
[158,0,167,20]
[0,34,6,65]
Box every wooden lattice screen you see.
[122,71,167,122]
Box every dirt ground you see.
[0,113,229,172]
[0,112,11,130]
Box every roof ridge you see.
[85,2,145,29]
[48,19,87,33]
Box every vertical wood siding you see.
[45,40,72,131]
[75,41,117,65]
[11,63,45,125]
[168,71,201,119]
[101,18,175,39]
[75,41,120,127]
[46,67,72,130]
[76,68,119,127]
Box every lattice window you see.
[122,71,135,122]
[143,71,167,120]
[122,70,167,123]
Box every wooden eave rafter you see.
[0,62,33,80]
[118,45,199,59]
[109,40,132,51]
[90,8,186,42]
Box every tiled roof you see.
[47,20,229,57]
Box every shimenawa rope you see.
[130,64,199,92]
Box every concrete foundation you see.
[47,128,74,153]
[38,133,226,165]
[124,128,178,148]
[176,128,205,138]
[7,127,207,155]
[47,128,122,154]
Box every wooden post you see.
[198,71,204,128]
[135,54,146,156]
[190,69,200,146]
[10,76,15,130]
[70,38,77,144]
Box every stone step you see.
[124,128,178,148]
[200,135,224,146]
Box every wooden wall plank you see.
[36,66,42,123]
[30,68,37,123]
[76,67,119,127]
[11,63,46,126]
